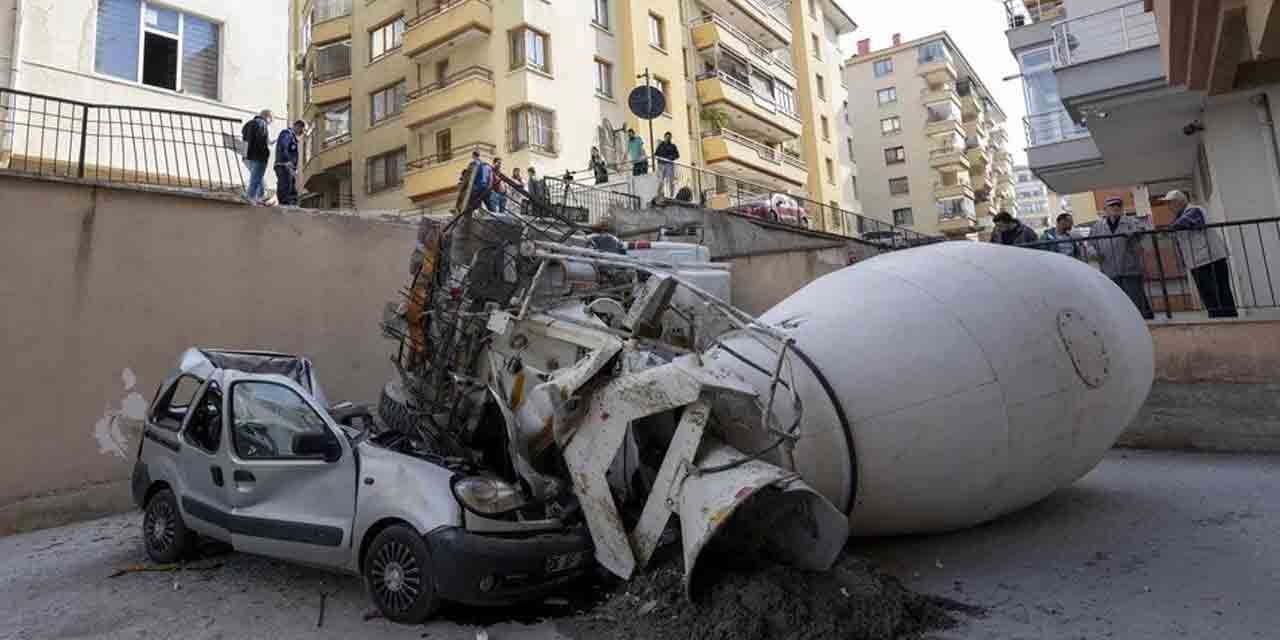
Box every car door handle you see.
[233,470,255,484]
[210,466,224,487]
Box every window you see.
[94,0,221,99]
[873,58,894,78]
[820,116,830,141]
[816,74,826,101]
[313,0,352,23]
[876,87,897,105]
[367,148,407,193]
[370,17,405,61]
[655,76,672,114]
[595,59,613,97]
[151,375,204,431]
[510,26,549,73]
[880,116,902,135]
[231,381,332,460]
[371,80,407,125]
[884,146,905,164]
[893,207,914,225]
[889,177,910,195]
[825,158,835,184]
[918,40,948,64]
[314,40,352,83]
[593,0,610,29]
[649,13,666,50]
[322,103,350,145]
[811,34,821,60]
[509,105,557,153]
[842,100,849,124]
[436,130,452,160]
[183,383,223,454]
[776,84,798,117]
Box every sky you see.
[833,0,1029,164]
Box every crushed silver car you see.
[131,348,593,623]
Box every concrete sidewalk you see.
[0,450,1275,639]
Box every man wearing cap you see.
[1165,190,1236,317]
[1087,196,1154,320]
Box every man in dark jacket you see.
[654,132,680,198]
[990,211,1038,246]
[242,109,273,204]
[1165,189,1236,317]
[274,120,305,206]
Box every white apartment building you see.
[1013,164,1059,231]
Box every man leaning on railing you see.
[1086,197,1154,320]
[1164,190,1238,318]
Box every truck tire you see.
[143,489,196,564]
[364,525,440,624]
[378,379,421,435]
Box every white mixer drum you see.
[705,242,1154,536]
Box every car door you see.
[223,375,356,568]
[175,379,233,541]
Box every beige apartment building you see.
[288,0,860,232]
[843,32,1016,239]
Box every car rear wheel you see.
[365,525,439,624]
[143,489,195,564]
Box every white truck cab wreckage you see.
[378,166,1155,599]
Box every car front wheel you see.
[142,488,195,564]
[365,525,439,624]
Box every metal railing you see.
[540,175,642,226]
[312,0,353,24]
[406,141,496,172]
[1024,109,1092,147]
[694,70,801,122]
[1052,1,1157,67]
[406,66,494,102]
[408,0,489,29]
[1005,0,1066,28]
[687,14,791,74]
[703,127,807,171]
[0,88,247,191]
[1023,217,1280,320]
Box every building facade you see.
[842,32,1015,239]
[288,0,861,231]
[1013,163,1059,231]
[0,0,289,188]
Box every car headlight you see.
[451,476,527,516]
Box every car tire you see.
[364,525,440,624]
[143,488,196,564]
[378,379,420,435]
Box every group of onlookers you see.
[990,191,1237,319]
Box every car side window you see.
[151,375,204,432]
[231,381,330,460]
[183,382,223,454]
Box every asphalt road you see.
[1,449,1276,639]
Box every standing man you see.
[488,157,507,213]
[627,129,647,176]
[1088,196,1154,320]
[242,109,273,204]
[1040,213,1081,258]
[1165,190,1237,317]
[989,212,1039,246]
[654,132,680,197]
[274,120,305,207]
[590,146,609,185]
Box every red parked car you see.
[731,194,809,227]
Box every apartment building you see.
[289,0,859,231]
[1,0,288,185]
[1013,164,1058,231]
[843,32,1015,240]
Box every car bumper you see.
[425,526,594,606]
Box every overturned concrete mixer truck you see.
[373,167,1154,619]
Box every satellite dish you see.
[628,86,666,120]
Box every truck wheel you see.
[364,525,439,624]
[378,380,420,435]
[143,489,195,564]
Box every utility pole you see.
[637,67,655,158]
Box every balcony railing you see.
[704,127,807,171]
[1052,1,1157,68]
[1025,109,1091,147]
[687,15,791,73]
[312,0,352,24]
[407,141,496,172]
[407,0,485,29]
[406,65,494,101]
[696,70,802,123]
[1004,0,1066,29]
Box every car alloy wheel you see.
[144,497,177,555]
[371,540,423,615]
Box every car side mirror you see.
[293,432,341,462]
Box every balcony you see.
[1024,109,1089,148]
[701,128,807,190]
[695,71,802,142]
[302,132,352,184]
[1052,2,1157,68]
[934,180,974,201]
[963,118,988,141]
[404,142,496,202]
[308,72,352,107]
[917,52,956,84]
[404,0,493,62]
[697,0,792,49]
[403,66,495,129]
[966,143,991,167]
[688,15,793,80]
[924,101,964,138]
[929,146,969,171]
[970,169,992,192]
[919,83,956,106]
[312,15,352,45]
[938,199,978,236]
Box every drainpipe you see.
[8,0,23,89]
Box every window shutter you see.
[181,14,220,99]
[95,0,142,82]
